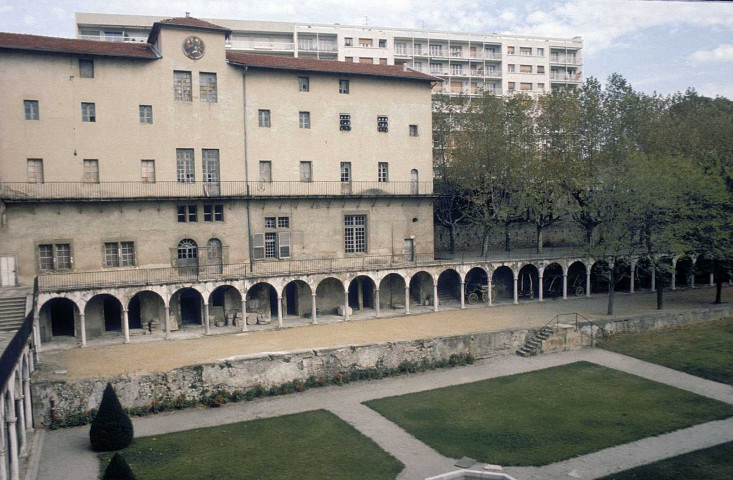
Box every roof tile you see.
[158,17,230,31]
[0,32,157,59]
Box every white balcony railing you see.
[550,55,582,65]
[298,42,339,52]
[78,34,149,43]
[228,40,295,51]
[549,72,583,82]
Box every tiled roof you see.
[0,32,158,59]
[226,52,441,82]
[158,17,231,31]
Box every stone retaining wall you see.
[31,304,733,426]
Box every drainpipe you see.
[242,67,254,270]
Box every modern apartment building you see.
[0,16,438,347]
[75,12,583,98]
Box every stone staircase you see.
[0,295,27,332]
[516,325,555,357]
[436,285,457,304]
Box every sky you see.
[1,0,732,99]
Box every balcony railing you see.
[0,181,434,202]
[37,253,439,292]
[550,72,583,82]
[78,34,149,43]
[227,40,295,51]
[297,42,338,52]
[550,55,582,65]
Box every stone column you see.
[15,386,26,457]
[6,374,19,480]
[0,389,7,480]
[630,262,636,293]
[539,275,544,302]
[33,312,41,355]
[433,281,439,312]
[710,273,714,287]
[459,281,465,309]
[343,291,349,321]
[278,295,284,327]
[357,278,364,311]
[122,308,130,344]
[404,285,410,315]
[690,273,695,289]
[374,289,380,318]
[563,274,568,299]
[164,305,171,339]
[241,298,248,332]
[22,358,32,432]
[79,313,87,348]
[671,258,678,291]
[204,302,211,334]
[310,293,317,324]
[651,267,656,292]
[586,266,591,297]
[488,277,493,306]
[513,273,519,305]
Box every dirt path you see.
[41,287,727,379]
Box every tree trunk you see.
[656,283,664,310]
[481,233,490,257]
[448,224,456,254]
[586,225,593,244]
[715,279,722,304]
[607,268,615,315]
[505,224,511,252]
[536,224,543,254]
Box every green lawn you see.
[599,317,733,385]
[364,362,733,466]
[99,410,403,480]
[597,441,733,480]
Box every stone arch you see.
[408,271,434,307]
[128,290,166,332]
[543,262,564,298]
[378,273,407,310]
[282,280,313,317]
[436,268,462,305]
[348,275,377,312]
[170,287,204,328]
[315,277,346,316]
[209,285,243,326]
[613,258,633,292]
[491,265,514,302]
[567,261,587,296]
[246,282,279,321]
[590,260,610,294]
[675,255,694,289]
[39,297,79,342]
[518,264,539,300]
[695,256,713,286]
[84,293,123,337]
[464,267,489,304]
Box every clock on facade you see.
[183,36,205,60]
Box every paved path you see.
[34,347,733,480]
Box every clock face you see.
[183,36,205,60]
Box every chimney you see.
[185,12,191,18]
[403,63,408,71]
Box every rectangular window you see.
[258,109,271,127]
[199,72,217,102]
[520,47,532,56]
[176,149,195,183]
[345,56,353,62]
[378,39,387,48]
[202,149,220,185]
[538,83,545,91]
[413,61,422,71]
[395,42,406,54]
[451,64,463,75]
[537,48,545,56]
[299,111,311,129]
[339,114,351,131]
[176,205,198,222]
[264,232,277,258]
[83,159,99,183]
[414,44,422,55]
[298,76,310,92]
[139,105,152,124]
[376,115,388,133]
[104,242,119,267]
[204,204,224,222]
[265,216,276,229]
[141,159,155,183]
[507,46,515,54]
[277,216,290,229]
[79,59,94,78]
[278,232,291,259]
[174,71,192,101]
[359,38,373,47]
[507,64,515,73]
[409,125,418,137]
[450,46,462,57]
[300,161,312,182]
[537,65,545,74]
[38,243,72,271]
[27,159,44,183]
[24,100,39,120]
[120,242,135,267]
[340,162,351,182]
[429,63,443,74]
[81,102,96,122]
[359,57,372,64]
[344,215,366,253]
[339,79,350,94]
[379,58,387,65]
[520,64,532,73]
[429,44,442,56]
[378,162,388,182]
[259,161,272,182]
[508,82,516,91]
[520,82,532,91]
[344,37,353,46]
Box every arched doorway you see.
[567,261,587,296]
[40,298,76,340]
[436,269,461,305]
[282,280,312,317]
[378,274,406,310]
[348,276,376,312]
[171,288,203,327]
[247,282,278,320]
[128,291,165,331]
[316,277,346,315]
[491,266,514,302]
[84,294,123,336]
[176,238,198,276]
[517,265,539,300]
[210,285,242,326]
[464,267,489,304]
[409,271,434,306]
[206,238,223,275]
[590,260,610,294]
[543,263,564,298]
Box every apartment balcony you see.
[470,70,502,78]
[0,180,434,202]
[78,34,149,43]
[549,72,583,82]
[550,55,582,65]
[37,253,439,292]
[297,42,338,53]
[227,40,295,52]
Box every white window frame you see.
[258,109,271,127]
[24,100,39,120]
[299,111,311,129]
[81,102,96,122]
[199,72,217,103]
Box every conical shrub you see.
[90,383,134,451]
[102,453,137,480]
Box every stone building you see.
[0,16,438,346]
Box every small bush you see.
[102,453,137,480]
[90,383,134,452]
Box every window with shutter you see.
[278,232,291,258]
[252,233,265,260]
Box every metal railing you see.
[550,55,582,65]
[297,42,338,52]
[228,40,295,51]
[78,34,149,43]
[0,181,434,201]
[0,279,36,393]
[37,253,441,292]
[550,72,583,82]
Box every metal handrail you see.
[0,279,37,392]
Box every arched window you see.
[206,238,223,274]
[177,239,198,267]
